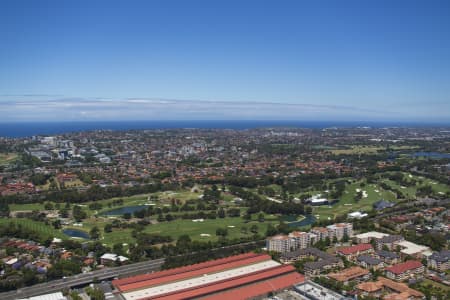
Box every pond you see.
[63,228,90,239]
[281,215,316,228]
[411,152,450,159]
[100,205,148,216]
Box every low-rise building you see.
[337,243,373,260]
[100,253,129,266]
[357,255,384,270]
[356,277,424,300]
[303,259,343,277]
[428,250,450,271]
[376,235,404,251]
[327,266,371,285]
[385,260,424,281]
[354,231,389,244]
[375,250,400,265]
[394,240,431,259]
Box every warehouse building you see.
[112,252,304,300]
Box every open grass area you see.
[9,203,46,211]
[0,218,67,240]
[329,145,418,155]
[0,153,18,165]
[142,215,277,242]
[312,180,397,221]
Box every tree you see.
[90,226,100,240]
[0,202,10,217]
[243,212,252,222]
[250,225,258,234]
[218,207,225,218]
[72,205,87,222]
[258,213,265,222]
[104,224,112,233]
[123,212,132,220]
[216,228,228,237]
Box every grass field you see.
[0,218,67,240]
[329,145,417,155]
[9,203,46,211]
[0,153,18,165]
[312,180,398,221]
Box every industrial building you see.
[112,252,304,300]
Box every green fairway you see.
[0,153,18,165]
[312,180,397,221]
[0,218,67,240]
[142,216,277,241]
[329,145,418,155]
[9,203,46,211]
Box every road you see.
[0,258,165,300]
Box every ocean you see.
[0,120,448,138]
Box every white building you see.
[327,223,353,241]
[355,231,389,244]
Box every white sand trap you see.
[362,191,368,198]
[408,174,413,178]
[200,233,211,237]
[400,186,406,189]
[227,225,235,228]
[374,189,379,193]
[356,188,361,192]
[344,203,353,206]
[438,192,444,195]
[192,219,204,222]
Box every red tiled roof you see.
[118,254,272,292]
[338,244,372,255]
[385,261,423,275]
[145,264,297,300]
[113,253,271,291]
[202,272,305,300]
[113,252,260,287]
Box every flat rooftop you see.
[122,260,280,300]
[294,281,350,300]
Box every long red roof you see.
[113,252,260,288]
[385,260,423,275]
[144,264,296,300]
[203,272,305,300]
[338,243,372,255]
[118,253,272,292]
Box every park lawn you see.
[381,179,417,198]
[329,145,418,155]
[312,181,397,221]
[9,203,46,211]
[0,153,18,165]
[0,218,67,240]
[143,215,277,242]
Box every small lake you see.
[281,215,316,228]
[411,152,450,159]
[63,228,90,239]
[101,205,148,216]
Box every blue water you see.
[1,120,449,137]
[63,228,90,239]
[101,205,148,216]
[281,215,316,228]
[411,152,450,159]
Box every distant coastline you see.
[1,120,449,138]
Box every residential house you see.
[337,244,373,261]
[385,261,424,281]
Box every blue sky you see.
[1,0,449,122]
